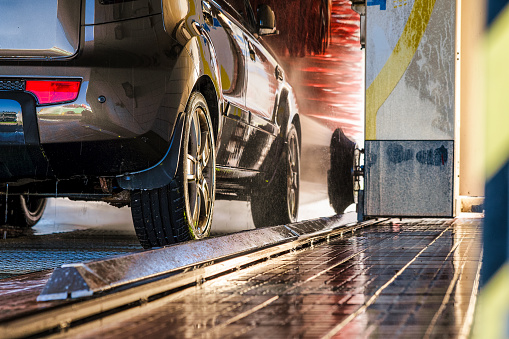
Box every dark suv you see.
[0,0,300,248]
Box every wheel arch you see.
[291,113,302,153]
[116,76,221,192]
[192,75,222,146]
[250,88,301,226]
[277,86,300,144]
[258,86,300,188]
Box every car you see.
[0,0,301,248]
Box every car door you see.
[244,34,279,122]
[240,1,280,170]
[203,0,247,114]
[205,0,250,168]
[206,0,278,171]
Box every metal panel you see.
[365,0,456,141]
[365,140,453,216]
[363,0,457,217]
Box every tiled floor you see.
[75,217,482,338]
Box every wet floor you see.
[67,217,482,338]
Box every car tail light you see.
[25,80,81,105]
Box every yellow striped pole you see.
[474,1,509,337]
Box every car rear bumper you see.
[0,77,172,182]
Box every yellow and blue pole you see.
[475,1,509,337]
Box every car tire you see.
[327,128,355,214]
[251,124,300,227]
[0,195,47,227]
[131,92,216,249]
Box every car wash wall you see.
[362,0,459,217]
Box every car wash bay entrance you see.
[0,0,492,337]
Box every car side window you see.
[216,0,255,32]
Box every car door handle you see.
[275,65,284,81]
[202,0,212,20]
[247,40,256,61]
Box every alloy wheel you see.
[184,105,215,238]
[287,132,299,221]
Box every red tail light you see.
[25,80,81,105]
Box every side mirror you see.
[257,5,278,35]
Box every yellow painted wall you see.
[459,0,485,196]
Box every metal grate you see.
[0,80,25,91]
